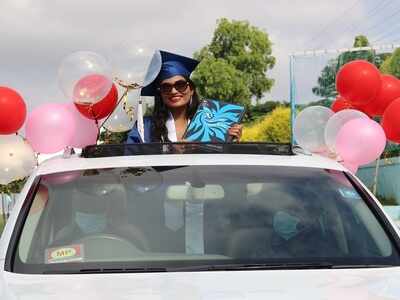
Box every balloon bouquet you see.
[294,60,400,174]
[0,46,162,186]
[0,87,35,184]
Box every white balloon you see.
[0,135,37,184]
[103,89,140,133]
[58,51,113,104]
[109,43,161,87]
[324,109,369,153]
[294,106,334,153]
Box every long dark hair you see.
[152,78,200,142]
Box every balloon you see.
[26,103,76,154]
[331,96,353,112]
[0,87,27,134]
[42,170,82,185]
[324,109,369,153]
[103,89,139,132]
[62,103,98,148]
[336,60,381,106]
[293,106,334,153]
[58,51,112,103]
[72,74,113,105]
[109,43,162,86]
[0,135,36,184]
[341,161,359,174]
[74,83,118,120]
[351,101,374,118]
[381,97,400,143]
[364,74,400,117]
[336,118,386,165]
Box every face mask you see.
[273,211,300,241]
[75,212,107,234]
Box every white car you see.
[1,143,400,300]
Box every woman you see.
[126,51,242,143]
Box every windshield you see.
[12,165,400,273]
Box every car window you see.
[11,166,400,273]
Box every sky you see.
[1,0,399,111]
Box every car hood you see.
[2,266,400,300]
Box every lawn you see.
[0,215,4,236]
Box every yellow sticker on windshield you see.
[45,244,84,264]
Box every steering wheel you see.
[76,233,145,261]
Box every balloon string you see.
[113,77,142,90]
[98,87,129,131]
[88,105,100,142]
[97,79,142,130]
[94,79,142,143]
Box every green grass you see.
[0,215,4,236]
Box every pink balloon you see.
[341,161,359,174]
[42,170,82,185]
[26,103,76,154]
[336,118,386,166]
[62,103,99,148]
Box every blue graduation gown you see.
[126,117,154,143]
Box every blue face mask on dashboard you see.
[273,211,300,241]
[75,212,107,234]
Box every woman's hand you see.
[228,124,243,142]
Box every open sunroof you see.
[81,142,294,158]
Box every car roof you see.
[35,152,346,176]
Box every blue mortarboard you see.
[141,50,199,97]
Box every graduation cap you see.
[141,50,199,97]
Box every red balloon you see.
[0,86,27,134]
[73,74,113,105]
[352,101,374,118]
[363,74,400,117]
[381,97,400,143]
[331,96,353,112]
[74,83,118,120]
[336,60,381,106]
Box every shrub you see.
[242,106,291,142]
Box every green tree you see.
[0,178,27,195]
[312,35,387,100]
[311,61,338,100]
[193,18,275,104]
[337,35,376,66]
[193,57,251,109]
[380,48,400,79]
[1,178,27,230]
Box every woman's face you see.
[159,75,194,109]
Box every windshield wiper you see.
[168,262,335,272]
[43,263,395,274]
[43,267,167,274]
